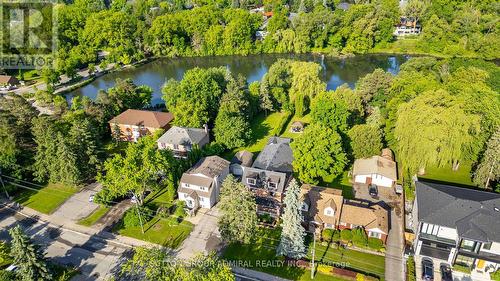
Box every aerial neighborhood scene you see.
[0,0,498,280]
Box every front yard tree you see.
[277,179,306,259]
[291,124,348,184]
[348,124,383,159]
[218,175,257,244]
[395,90,480,174]
[9,226,51,281]
[473,129,500,189]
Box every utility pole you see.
[0,169,10,199]
[311,228,316,279]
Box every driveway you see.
[385,206,405,281]
[52,183,102,221]
[176,207,221,260]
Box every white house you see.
[177,156,230,210]
[352,149,397,188]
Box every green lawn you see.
[224,112,288,159]
[280,114,311,140]
[419,162,475,187]
[77,205,110,227]
[13,183,79,214]
[114,216,193,248]
[223,227,383,281]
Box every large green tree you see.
[277,179,306,259]
[218,175,257,244]
[8,226,51,281]
[310,91,351,133]
[292,124,348,184]
[348,124,383,159]
[473,129,500,189]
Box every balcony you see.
[420,233,457,246]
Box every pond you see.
[67,53,409,105]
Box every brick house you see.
[339,200,389,243]
[108,109,174,142]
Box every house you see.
[413,181,500,277]
[157,126,209,158]
[352,148,397,188]
[230,150,254,176]
[300,184,344,232]
[108,109,174,142]
[394,17,421,36]
[339,200,389,243]
[241,137,294,218]
[0,75,20,90]
[178,156,230,210]
[252,137,293,174]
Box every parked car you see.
[440,263,452,281]
[422,258,434,281]
[368,184,378,198]
[89,193,95,202]
[6,264,18,272]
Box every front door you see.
[186,199,194,208]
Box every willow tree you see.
[473,129,500,189]
[289,61,325,117]
[395,89,480,174]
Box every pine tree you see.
[54,133,80,185]
[8,226,51,281]
[218,175,257,244]
[277,179,306,259]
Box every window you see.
[324,208,334,217]
[483,242,492,250]
[369,232,382,239]
[200,186,206,191]
[184,183,190,188]
[247,178,256,185]
[173,144,179,150]
[325,223,333,229]
[421,223,439,235]
[268,182,277,189]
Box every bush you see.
[332,230,341,242]
[340,229,352,242]
[123,207,153,228]
[352,228,368,247]
[0,270,16,281]
[406,256,416,281]
[491,270,500,281]
[367,237,384,251]
[174,201,187,218]
[317,263,333,275]
[356,273,365,281]
[322,229,334,242]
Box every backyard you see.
[12,183,79,214]
[419,162,475,187]
[222,227,384,281]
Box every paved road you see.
[0,205,130,280]
[385,206,405,281]
[52,183,101,221]
[176,207,221,260]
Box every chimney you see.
[381,148,394,161]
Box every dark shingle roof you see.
[416,181,500,242]
[252,137,293,173]
[157,126,208,146]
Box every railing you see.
[419,233,457,245]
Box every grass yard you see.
[280,114,311,140]
[77,205,110,227]
[223,227,383,281]
[13,183,79,214]
[321,171,354,199]
[114,216,193,248]
[419,162,475,187]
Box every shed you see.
[290,121,304,133]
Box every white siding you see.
[354,174,393,187]
[354,175,368,184]
[437,226,458,241]
[482,241,500,254]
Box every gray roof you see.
[252,137,293,173]
[187,156,230,178]
[416,181,500,243]
[242,167,288,193]
[231,150,254,167]
[157,126,208,146]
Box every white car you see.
[6,264,18,272]
[89,194,95,202]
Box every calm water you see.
[67,54,409,105]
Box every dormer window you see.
[301,202,308,211]
[268,182,277,190]
[247,178,256,185]
[324,207,334,217]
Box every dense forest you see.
[49,0,499,78]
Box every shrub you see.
[352,228,368,247]
[322,229,334,242]
[367,237,384,251]
[340,229,352,242]
[491,270,500,281]
[406,256,416,281]
[317,263,333,275]
[258,213,273,224]
[356,273,365,281]
[174,201,187,218]
[0,270,16,281]
[123,207,153,228]
[332,230,341,242]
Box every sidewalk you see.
[1,200,152,249]
[232,266,291,281]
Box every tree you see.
[277,179,306,259]
[395,90,480,174]
[121,247,174,280]
[8,226,51,281]
[403,0,429,27]
[289,61,325,117]
[218,175,257,244]
[310,91,351,133]
[348,124,383,159]
[473,129,500,189]
[214,79,252,149]
[292,124,348,184]
[99,78,153,115]
[355,68,393,107]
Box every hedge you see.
[367,237,384,251]
[341,229,353,242]
[406,256,416,281]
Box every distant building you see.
[0,75,20,90]
[178,156,230,210]
[394,17,421,36]
[108,109,174,142]
[353,149,397,188]
[157,126,209,158]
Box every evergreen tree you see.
[8,226,51,281]
[218,175,257,244]
[277,179,306,259]
[473,129,500,189]
[54,133,80,185]
[69,117,100,180]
